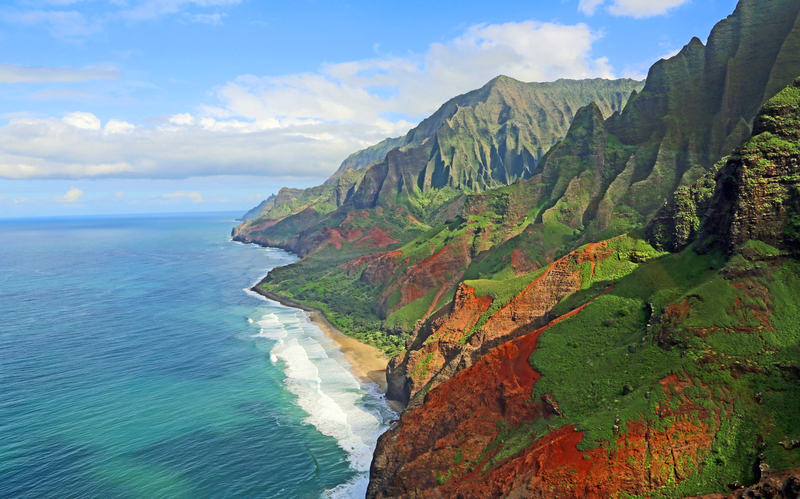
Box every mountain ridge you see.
[234,76,643,238]
[368,76,800,498]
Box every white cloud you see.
[207,20,612,125]
[0,63,120,84]
[162,191,204,203]
[0,19,619,181]
[104,119,135,134]
[579,0,690,18]
[578,0,606,16]
[54,186,84,202]
[63,112,101,130]
[169,113,194,126]
[115,191,125,199]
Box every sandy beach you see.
[306,310,390,392]
[250,287,394,396]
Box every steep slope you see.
[382,0,800,403]
[650,77,800,254]
[352,76,643,209]
[368,74,800,498]
[367,74,800,499]
[324,136,406,185]
[233,76,643,251]
[534,0,800,237]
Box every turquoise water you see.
[0,213,393,499]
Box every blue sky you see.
[0,0,737,217]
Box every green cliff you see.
[234,76,643,249]
[367,74,800,499]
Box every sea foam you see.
[248,300,395,498]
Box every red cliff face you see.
[379,236,474,318]
[388,241,614,406]
[341,250,404,286]
[370,292,726,499]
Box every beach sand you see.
[250,287,405,411]
[306,310,389,392]
[309,311,407,414]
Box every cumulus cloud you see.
[0,19,619,181]
[162,191,204,203]
[54,186,84,202]
[207,20,613,126]
[63,112,101,130]
[0,63,120,84]
[104,119,135,134]
[579,0,690,18]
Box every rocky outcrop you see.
[697,78,800,253]
[370,294,727,498]
[388,241,616,406]
[719,470,800,499]
[649,77,800,254]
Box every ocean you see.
[0,212,394,499]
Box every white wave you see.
[247,317,253,324]
[322,474,369,499]
[265,309,395,477]
[243,288,396,498]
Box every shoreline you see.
[251,284,394,396]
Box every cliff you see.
[367,73,800,499]
[233,76,643,253]
[381,0,800,406]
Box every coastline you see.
[250,284,392,394]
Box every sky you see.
[0,0,739,218]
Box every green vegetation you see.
[385,288,439,332]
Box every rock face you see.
[650,77,800,254]
[370,295,727,499]
[368,74,800,499]
[698,78,800,253]
[350,77,643,212]
[387,241,616,406]
[233,76,643,252]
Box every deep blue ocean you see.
[0,212,394,499]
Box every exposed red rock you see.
[341,250,403,286]
[354,227,401,249]
[372,289,727,499]
[511,246,541,276]
[379,236,473,318]
[389,241,615,405]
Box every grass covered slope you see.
[233,76,643,252]
[232,77,643,356]
[367,74,800,499]
[376,0,800,404]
